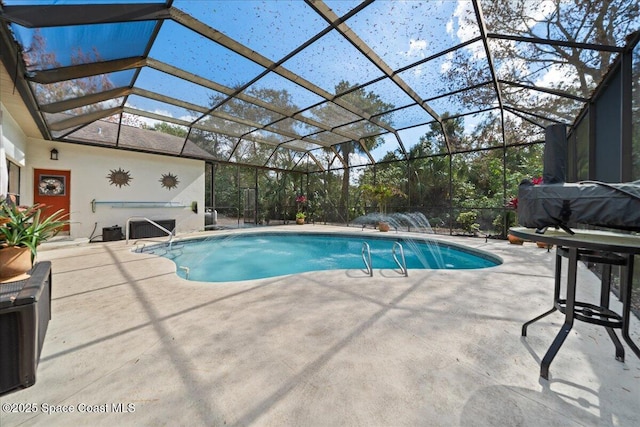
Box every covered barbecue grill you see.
[517,125,640,233]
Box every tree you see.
[313,80,395,218]
[487,0,635,94]
[150,122,188,137]
[23,30,116,117]
[193,86,302,167]
[358,154,407,215]
[22,29,151,129]
[408,115,464,208]
[448,0,639,120]
[194,87,309,220]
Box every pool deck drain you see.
[2,225,639,426]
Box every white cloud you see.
[454,1,479,44]
[179,113,198,123]
[152,108,173,118]
[137,116,160,128]
[407,39,427,57]
[534,62,588,93]
[409,63,424,77]
[452,1,485,61]
[521,1,556,32]
[348,151,370,166]
[440,51,454,74]
[135,108,174,129]
[535,64,566,88]
[123,104,193,130]
[398,39,428,77]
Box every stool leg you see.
[554,248,563,302]
[541,247,577,380]
[615,256,626,303]
[522,249,562,336]
[522,307,557,336]
[621,255,640,359]
[605,328,625,361]
[600,263,625,361]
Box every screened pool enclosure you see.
[1,0,639,234]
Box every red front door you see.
[33,169,71,232]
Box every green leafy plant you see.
[361,183,404,215]
[456,211,480,235]
[0,199,68,258]
[295,195,307,220]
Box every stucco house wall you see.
[24,140,205,240]
[1,105,27,168]
[3,102,206,241]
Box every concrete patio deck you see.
[1,225,639,426]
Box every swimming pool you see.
[140,232,501,282]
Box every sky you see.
[5,0,615,163]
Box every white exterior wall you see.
[25,140,205,240]
[1,105,28,167]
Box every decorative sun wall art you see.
[107,168,133,188]
[159,173,179,190]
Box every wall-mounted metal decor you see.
[107,168,133,188]
[38,175,66,196]
[159,173,179,190]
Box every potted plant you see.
[0,196,68,282]
[295,195,307,225]
[295,211,306,225]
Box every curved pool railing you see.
[179,266,190,280]
[392,241,408,277]
[361,242,373,277]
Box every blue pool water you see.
[141,232,501,282]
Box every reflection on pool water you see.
[140,232,501,282]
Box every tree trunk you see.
[339,167,350,219]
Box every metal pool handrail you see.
[392,241,408,277]
[361,242,373,277]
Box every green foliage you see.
[318,80,396,213]
[0,200,68,258]
[456,211,480,235]
[150,122,188,137]
[361,182,405,214]
[203,106,544,228]
[361,183,388,214]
